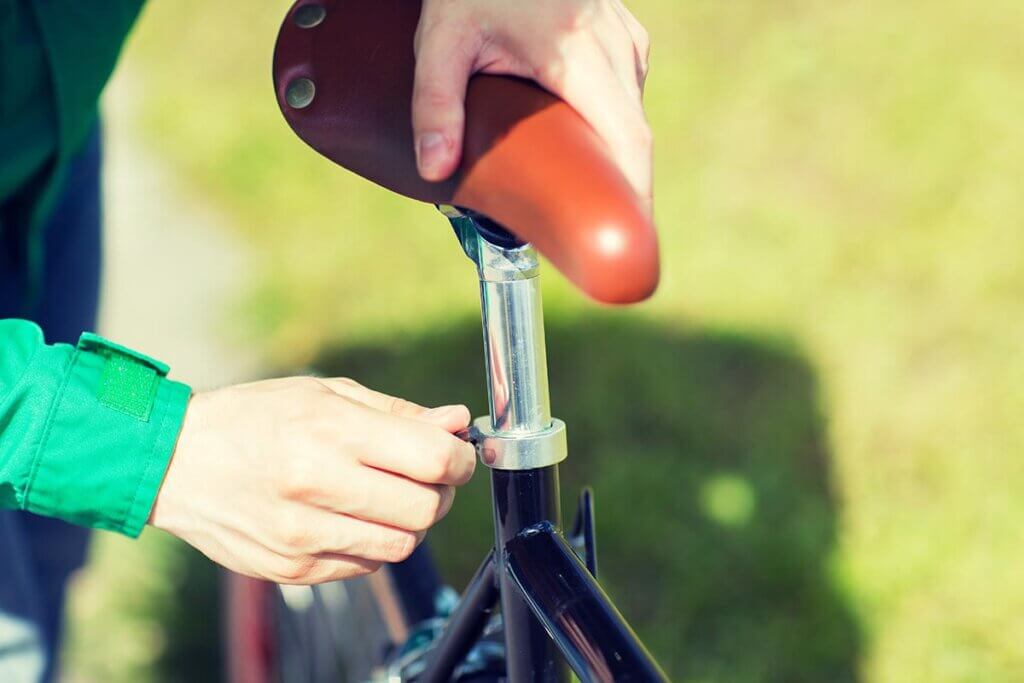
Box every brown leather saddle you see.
[272,0,659,303]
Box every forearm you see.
[0,318,190,536]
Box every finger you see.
[296,463,456,531]
[610,0,651,88]
[418,404,472,433]
[306,512,426,564]
[317,378,471,431]
[270,503,426,564]
[317,378,427,418]
[412,19,479,181]
[531,38,653,211]
[598,32,644,103]
[351,406,477,486]
[272,554,383,585]
[588,3,645,95]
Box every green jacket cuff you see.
[23,332,192,537]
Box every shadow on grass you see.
[315,314,862,682]
[144,313,860,682]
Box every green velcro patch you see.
[98,352,160,421]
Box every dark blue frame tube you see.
[418,550,499,683]
[416,464,668,682]
[492,466,570,682]
[504,522,670,683]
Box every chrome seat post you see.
[475,237,550,433]
[443,208,567,471]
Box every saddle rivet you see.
[293,3,326,28]
[285,78,316,109]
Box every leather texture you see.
[273,0,659,303]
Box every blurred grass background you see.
[65,0,1023,681]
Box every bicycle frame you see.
[414,211,669,683]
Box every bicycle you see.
[225,1,666,680]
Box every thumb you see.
[412,26,476,182]
[420,404,472,433]
[316,378,469,431]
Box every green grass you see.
[68,0,1024,680]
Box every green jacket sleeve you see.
[0,318,191,537]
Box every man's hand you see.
[149,377,476,584]
[412,0,652,212]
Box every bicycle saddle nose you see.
[272,0,659,304]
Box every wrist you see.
[149,392,205,535]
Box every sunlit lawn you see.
[67,0,1024,681]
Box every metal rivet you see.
[286,78,316,109]
[293,4,326,28]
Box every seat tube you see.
[458,221,570,682]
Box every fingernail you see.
[416,132,448,179]
[479,447,498,466]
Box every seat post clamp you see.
[438,205,539,282]
[466,417,568,471]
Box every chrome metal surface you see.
[445,206,537,281]
[293,3,326,28]
[446,209,565,469]
[472,417,567,470]
[437,204,464,220]
[479,275,550,433]
[473,236,540,283]
[285,77,316,108]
